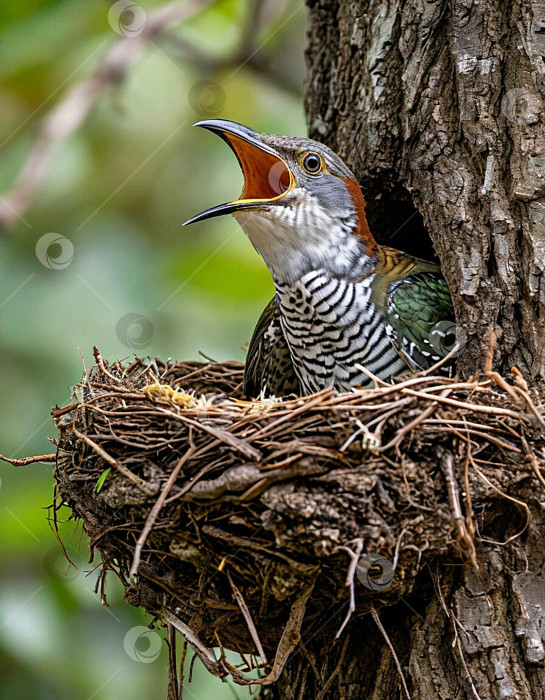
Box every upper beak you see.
[183,119,294,226]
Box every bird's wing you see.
[386,272,456,371]
[243,297,300,398]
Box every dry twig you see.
[45,354,545,691]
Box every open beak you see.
[183,120,294,226]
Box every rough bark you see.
[269,509,545,700]
[305,0,545,383]
[258,1,545,697]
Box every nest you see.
[51,348,545,690]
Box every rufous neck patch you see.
[341,177,377,255]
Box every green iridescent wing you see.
[244,297,301,398]
[387,273,456,371]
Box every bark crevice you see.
[300,0,545,696]
[305,0,545,382]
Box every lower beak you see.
[183,120,294,226]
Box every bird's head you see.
[183,120,376,283]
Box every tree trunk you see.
[268,518,545,700]
[261,1,545,697]
[304,0,545,383]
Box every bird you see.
[184,120,456,398]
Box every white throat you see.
[233,189,370,285]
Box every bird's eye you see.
[301,152,323,175]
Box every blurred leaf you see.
[166,242,272,300]
[0,1,306,698]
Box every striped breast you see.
[244,297,301,397]
[275,270,406,393]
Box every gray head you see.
[184,120,376,283]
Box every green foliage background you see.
[0,1,306,697]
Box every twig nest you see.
[52,353,545,685]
